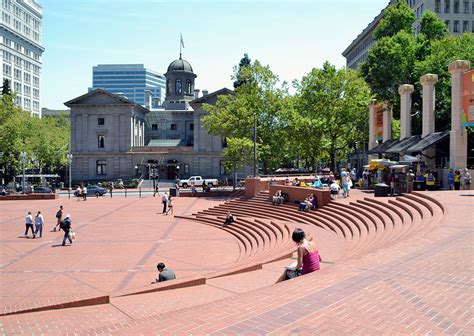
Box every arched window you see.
[166,80,171,94]
[186,79,192,94]
[175,79,182,94]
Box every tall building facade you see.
[91,64,166,109]
[0,0,44,116]
[343,0,474,70]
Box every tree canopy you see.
[0,93,70,183]
[361,1,473,133]
[203,55,372,173]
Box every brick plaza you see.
[0,189,473,335]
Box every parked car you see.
[32,186,52,193]
[178,176,219,188]
[74,185,107,197]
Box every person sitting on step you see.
[277,228,320,282]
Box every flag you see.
[180,34,185,49]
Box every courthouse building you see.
[66,56,246,182]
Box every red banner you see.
[374,104,384,141]
[462,70,474,127]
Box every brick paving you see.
[0,190,473,335]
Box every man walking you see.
[54,205,63,231]
[24,211,34,237]
[60,214,73,246]
[162,192,168,214]
[33,211,44,238]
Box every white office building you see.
[343,0,474,70]
[0,0,44,116]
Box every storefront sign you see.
[374,104,384,141]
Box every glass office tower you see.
[91,64,165,108]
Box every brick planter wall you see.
[268,185,331,208]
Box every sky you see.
[40,0,389,109]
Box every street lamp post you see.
[20,151,26,194]
[253,113,257,177]
[67,153,73,199]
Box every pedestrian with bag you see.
[60,214,73,246]
[33,211,44,238]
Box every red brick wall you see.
[268,185,331,208]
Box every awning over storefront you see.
[384,135,421,153]
[367,139,395,154]
[405,131,450,153]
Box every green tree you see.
[415,33,474,130]
[294,62,372,171]
[373,0,415,40]
[203,59,292,174]
[233,53,252,89]
[1,79,11,95]
[0,93,70,183]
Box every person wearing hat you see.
[60,214,73,246]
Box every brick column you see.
[420,74,438,167]
[449,60,471,169]
[398,84,414,140]
[382,101,392,143]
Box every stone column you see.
[368,99,377,150]
[398,84,414,140]
[420,74,438,167]
[449,60,471,169]
[368,99,378,161]
[382,101,392,143]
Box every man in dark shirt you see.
[153,262,176,283]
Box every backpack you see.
[56,210,62,219]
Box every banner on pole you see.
[462,70,474,127]
[374,104,384,141]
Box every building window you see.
[170,123,177,130]
[186,79,192,94]
[14,81,21,93]
[187,135,194,146]
[445,20,450,30]
[472,21,474,32]
[152,124,158,130]
[166,79,171,94]
[454,20,459,32]
[445,0,450,12]
[96,160,106,175]
[189,123,194,130]
[435,0,441,12]
[175,79,182,94]
[463,20,469,32]
[98,135,105,148]
[465,0,470,13]
[184,164,189,174]
[98,117,104,125]
[454,0,460,13]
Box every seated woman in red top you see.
[276,228,320,282]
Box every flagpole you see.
[180,33,182,59]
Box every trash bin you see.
[169,187,177,197]
[374,183,390,197]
